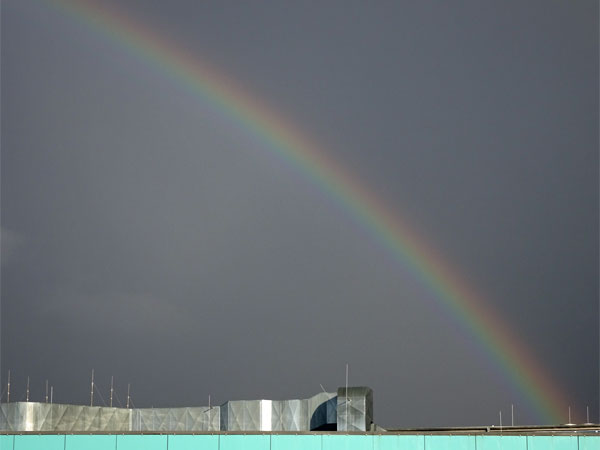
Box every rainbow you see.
[45,0,568,423]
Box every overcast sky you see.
[1,0,598,428]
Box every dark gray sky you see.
[1,0,598,428]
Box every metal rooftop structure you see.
[0,386,374,433]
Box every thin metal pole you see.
[511,404,514,426]
[110,376,114,408]
[45,380,48,403]
[568,406,571,424]
[499,411,502,432]
[126,383,130,409]
[50,386,53,404]
[7,370,10,403]
[345,363,348,401]
[345,363,349,421]
[26,376,30,402]
[587,406,590,423]
[90,369,94,407]
[345,363,348,392]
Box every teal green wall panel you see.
[168,435,219,450]
[398,435,425,450]
[0,435,14,450]
[424,435,476,450]
[66,434,117,450]
[117,434,167,450]
[272,434,321,450]
[323,434,373,450]
[3,433,600,450]
[373,435,425,450]
[220,434,270,450]
[527,435,578,450]
[579,436,600,450]
[475,435,527,450]
[14,435,64,450]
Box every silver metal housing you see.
[0,386,372,432]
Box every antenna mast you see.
[45,380,49,403]
[26,376,30,402]
[344,362,349,426]
[126,383,131,409]
[345,363,349,405]
[90,369,94,407]
[110,376,114,408]
[7,370,10,403]
[587,406,590,424]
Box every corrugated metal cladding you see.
[0,387,372,433]
[0,434,598,450]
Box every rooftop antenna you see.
[126,383,131,409]
[499,411,502,433]
[6,370,10,403]
[568,406,572,425]
[511,404,514,426]
[586,406,590,424]
[50,386,53,404]
[90,369,94,407]
[345,363,349,405]
[203,394,213,415]
[344,363,349,423]
[110,376,114,408]
[26,376,30,402]
[208,395,214,428]
[45,380,49,403]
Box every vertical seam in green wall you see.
[63,434,66,450]
[114,434,117,450]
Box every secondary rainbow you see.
[47,0,568,423]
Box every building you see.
[1,428,599,450]
[0,386,373,433]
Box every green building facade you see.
[1,434,599,450]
